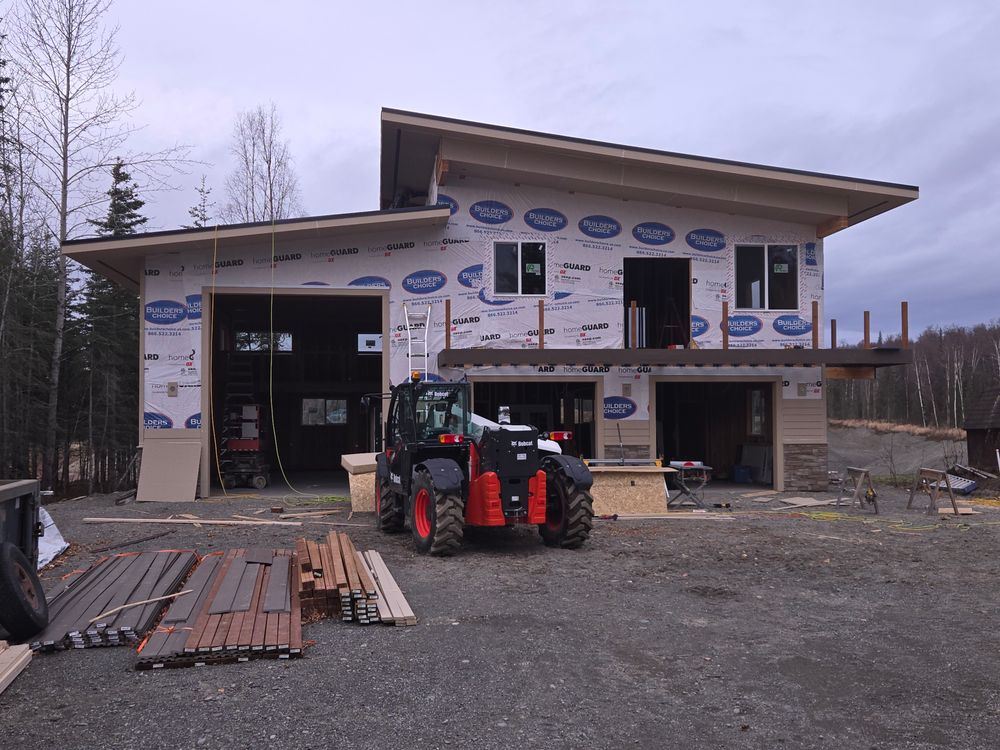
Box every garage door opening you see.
[655,381,774,485]
[472,381,596,458]
[210,293,382,490]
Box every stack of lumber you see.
[136,547,302,669]
[0,641,32,696]
[296,532,416,626]
[30,550,197,651]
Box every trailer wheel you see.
[539,467,594,549]
[409,471,464,556]
[251,474,268,490]
[376,475,404,533]
[0,541,49,641]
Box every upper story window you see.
[495,241,546,296]
[735,245,798,311]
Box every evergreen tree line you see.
[827,322,1000,429]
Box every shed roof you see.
[964,386,1000,430]
[380,108,919,233]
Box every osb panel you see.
[349,473,375,512]
[591,472,670,516]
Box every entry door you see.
[623,258,691,348]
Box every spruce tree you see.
[81,159,144,491]
[185,175,214,228]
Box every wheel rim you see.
[414,487,432,538]
[15,563,40,610]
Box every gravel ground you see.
[2,486,1000,750]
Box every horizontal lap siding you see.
[781,398,827,445]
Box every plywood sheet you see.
[349,473,375,512]
[591,472,670,516]
[137,441,201,502]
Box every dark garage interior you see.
[210,293,382,488]
[472,381,596,458]
[656,381,774,484]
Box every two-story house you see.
[63,109,917,498]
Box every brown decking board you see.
[112,551,171,632]
[184,549,240,653]
[244,548,275,565]
[208,554,249,614]
[262,555,291,613]
[231,562,261,612]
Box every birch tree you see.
[222,103,302,223]
[13,0,185,488]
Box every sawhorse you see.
[906,467,960,515]
[836,467,878,514]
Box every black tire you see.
[0,541,49,641]
[376,474,405,533]
[539,466,594,549]
[409,471,464,556]
[252,474,268,490]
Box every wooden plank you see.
[337,533,362,596]
[208,556,249,614]
[0,645,31,696]
[83,517,301,527]
[250,566,271,650]
[184,549,240,653]
[111,550,172,632]
[65,555,140,638]
[354,550,378,598]
[264,612,279,651]
[295,539,310,571]
[238,559,268,649]
[365,551,416,624]
[231,563,261,612]
[289,560,303,654]
[262,556,291,613]
[163,555,219,624]
[134,551,199,634]
[90,552,158,628]
[243,548,275,565]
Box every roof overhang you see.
[438,347,912,370]
[61,205,452,291]
[381,108,918,234]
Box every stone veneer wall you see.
[783,443,828,492]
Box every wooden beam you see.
[629,301,637,349]
[435,157,449,186]
[901,300,909,348]
[444,298,451,350]
[817,216,849,238]
[825,366,876,380]
[811,300,819,350]
[83,517,302,527]
[863,310,871,349]
[830,318,837,349]
[722,301,730,350]
[538,299,545,350]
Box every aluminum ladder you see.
[403,303,431,380]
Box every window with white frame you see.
[494,241,546,296]
[735,245,798,310]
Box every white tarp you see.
[37,506,68,569]
[141,178,823,427]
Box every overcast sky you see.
[108,1,1000,341]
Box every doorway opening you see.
[472,380,596,458]
[623,258,690,348]
[210,293,382,491]
[655,380,774,484]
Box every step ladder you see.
[403,303,431,380]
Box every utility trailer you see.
[0,480,49,639]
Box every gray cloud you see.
[109,0,1000,337]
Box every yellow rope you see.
[207,225,228,498]
[266,218,314,497]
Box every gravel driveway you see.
[2,487,999,750]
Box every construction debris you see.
[0,641,32,696]
[136,548,302,670]
[296,532,416,626]
[31,551,198,651]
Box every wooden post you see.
[722,301,729,350]
[538,299,545,350]
[811,300,819,350]
[863,310,871,349]
[444,298,451,350]
[830,319,837,349]
[629,300,637,349]
[901,300,909,348]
